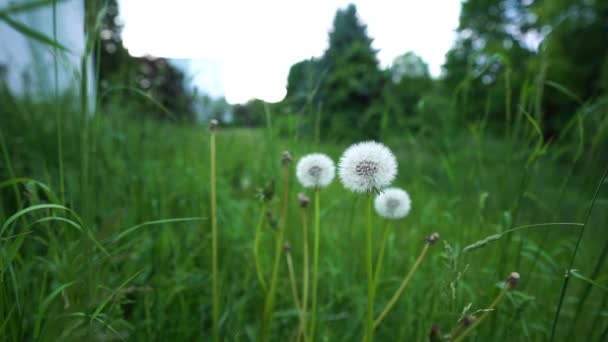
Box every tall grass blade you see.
[90,268,145,322]
[568,270,608,292]
[549,164,608,341]
[545,81,583,104]
[0,0,65,16]
[0,14,70,52]
[29,216,82,231]
[1,204,81,237]
[0,177,61,204]
[462,223,583,254]
[100,86,176,120]
[34,281,77,338]
[110,217,205,244]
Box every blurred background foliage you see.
[279,0,607,153]
[34,0,608,151]
[95,0,196,121]
[1,0,608,340]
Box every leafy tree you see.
[195,94,232,124]
[531,0,608,133]
[323,4,373,62]
[283,4,386,140]
[285,58,324,112]
[232,99,267,127]
[391,52,430,81]
[442,0,534,125]
[384,52,434,128]
[443,0,608,138]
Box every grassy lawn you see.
[1,103,607,341]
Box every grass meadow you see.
[1,86,607,341]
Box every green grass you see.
[1,95,607,341]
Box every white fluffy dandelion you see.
[374,188,411,219]
[338,141,398,193]
[296,153,336,188]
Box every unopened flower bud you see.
[507,272,520,288]
[283,241,291,252]
[429,324,442,342]
[462,315,477,327]
[209,119,218,133]
[426,232,440,245]
[282,151,292,166]
[298,193,310,208]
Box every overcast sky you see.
[119,0,461,104]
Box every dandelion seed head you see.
[374,187,411,219]
[296,153,336,188]
[507,272,520,288]
[338,141,398,193]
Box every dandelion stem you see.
[452,287,509,342]
[374,222,392,289]
[447,315,475,341]
[364,195,375,342]
[285,244,302,311]
[549,163,608,341]
[298,205,310,342]
[209,125,219,342]
[373,242,430,330]
[254,203,268,291]
[447,321,465,340]
[261,155,291,341]
[310,189,321,340]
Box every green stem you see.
[549,163,608,341]
[587,291,608,340]
[374,222,392,289]
[52,0,64,204]
[80,2,93,301]
[523,160,578,290]
[373,242,430,330]
[365,195,374,342]
[310,189,321,340]
[261,161,290,341]
[499,165,529,278]
[566,239,608,340]
[453,286,509,342]
[299,206,310,342]
[504,66,512,140]
[210,131,219,342]
[79,12,90,222]
[0,129,21,208]
[254,203,268,291]
[286,247,301,311]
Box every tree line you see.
[96,0,608,150]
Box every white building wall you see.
[0,0,95,108]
